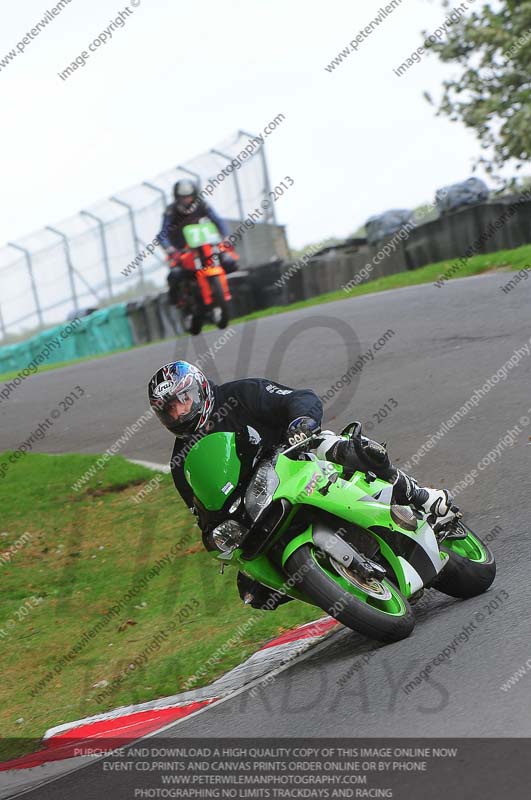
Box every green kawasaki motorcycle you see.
[184,426,496,643]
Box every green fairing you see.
[275,453,390,527]
[273,454,413,594]
[184,432,241,511]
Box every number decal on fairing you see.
[183,222,222,248]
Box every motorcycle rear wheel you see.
[285,544,414,643]
[431,526,496,598]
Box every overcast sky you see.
[0,0,493,251]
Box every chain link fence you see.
[0,130,289,343]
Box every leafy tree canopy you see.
[424,0,531,177]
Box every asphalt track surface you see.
[3,273,531,796]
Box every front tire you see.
[189,315,203,335]
[179,284,203,336]
[210,276,230,329]
[285,544,414,643]
[431,527,496,598]
[181,311,203,336]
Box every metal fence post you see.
[80,210,113,300]
[238,129,277,225]
[7,242,44,327]
[176,166,202,189]
[143,181,167,211]
[0,302,6,340]
[45,226,79,313]
[142,183,171,268]
[109,196,146,291]
[211,148,252,266]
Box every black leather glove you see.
[286,416,321,445]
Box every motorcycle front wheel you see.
[285,544,414,643]
[179,283,203,336]
[181,311,203,336]
[210,276,230,329]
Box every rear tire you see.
[285,544,414,643]
[210,276,230,329]
[431,529,496,599]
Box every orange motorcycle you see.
[169,221,236,336]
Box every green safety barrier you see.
[0,303,134,376]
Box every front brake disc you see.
[329,559,392,600]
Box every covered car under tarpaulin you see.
[365,209,414,245]
[435,177,489,214]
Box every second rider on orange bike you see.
[158,180,238,306]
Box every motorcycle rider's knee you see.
[358,436,392,471]
[167,269,182,288]
[325,433,393,479]
[220,252,237,273]
[313,433,341,460]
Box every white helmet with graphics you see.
[148,361,213,437]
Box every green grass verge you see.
[0,453,321,760]
[1,242,529,383]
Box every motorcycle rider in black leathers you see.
[148,361,459,609]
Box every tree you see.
[424,0,531,177]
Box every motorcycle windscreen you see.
[182,221,222,248]
[184,432,241,511]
